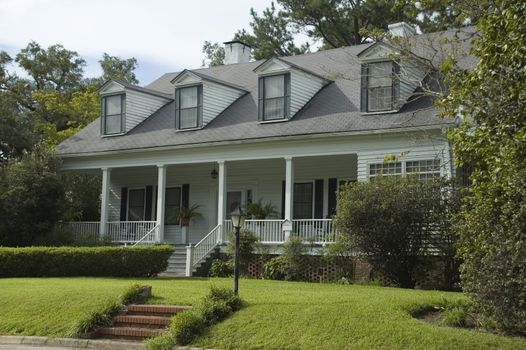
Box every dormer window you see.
[101,94,125,135]
[361,61,399,113]
[258,73,290,121]
[175,85,203,130]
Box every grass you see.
[0,278,524,349]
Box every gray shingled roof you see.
[57,27,475,156]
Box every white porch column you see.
[217,161,226,244]
[283,157,294,240]
[100,167,111,236]
[156,164,167,243]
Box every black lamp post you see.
[230,206,246,295]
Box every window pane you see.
[180,87,198,108]
[369,162,402,177]
[165,187,181,225]
[264,75,285,98]
[264,97,285,120]
[105,114,122,134]
[180,108,198,129]
[293,183,313,219]
[368,86,392,112]
[105,95,122,115]
[128,189,145,221]
[406,159,441,182]
[369,62,393,88]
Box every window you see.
[293,183,313,219]
[164,187,181,225]
[258,74,290,121]
[406,159,441,181]
[362,61,398,113]
[175,85,202,129]
[102,94,125,135]
[369,162,402,178]
[128,189,145,221]
[226,191,242,218]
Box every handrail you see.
[191,224,221,267]
[132,223,160,246]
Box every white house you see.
[57,23,474,276]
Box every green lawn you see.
[0,278,524,349]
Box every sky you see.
[0,0,309,85]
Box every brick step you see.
[114,314,171,327]
[127,304,192,316]
[97,326,163,339]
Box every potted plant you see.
[246,199,278,219]
[179,204,203,245]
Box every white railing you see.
[191,224,222,268]
[132,224,160,246]
[223,219,285,243]
[106,221,158,243]
[292,219,337,244]
[61,221,101,240]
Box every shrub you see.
[209,258,233,277]
[324,235,355,280]
[0,245,174,277]
[147,286,243,349]
[282,236,309,281]
[334,176,461,289]
[263,256,287,280]
[226,229,259,274]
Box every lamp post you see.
[230,206,246,295]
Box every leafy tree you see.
[90,53,139,86]
[0,145,65,246]
[334,175,459,288]
[442,0,526,334]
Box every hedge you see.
[0,245,175,277]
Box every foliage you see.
[324,235,355,280]
[441,0,526,334]
[0,245,175,277]
[97,53,139,85]
[281,236,310,281]
[334,176,461,288]
[263,255,287,280]
[69,283,150,337]
[226,229,259,274]
[0,146,65,246]
[146,286,243,349]
[201,41,225,67]
[245,198,278,219]
[179,203,203,226]
[209,259,233,277]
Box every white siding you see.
[398,60,428,106]
[202,81,245,126]
[125,89,171,133]
[290,69,326,117]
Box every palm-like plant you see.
[178,203,203,226]
[246,199,278,219]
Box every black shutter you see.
[328,178,338,217]
[145,186,153,221]
[182,184,190,209]
[281,180,286,219]
[197,85,203,128]
[121,94,126,133]
[314,179,324,219]
[360,64,368,113]
[392,61,400,110]
[120,187,128,221]
[258,77,264,121]
[175,88,180,129]
[100,97,106,134]
[284,73,291,118]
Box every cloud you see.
[0,0,273,83]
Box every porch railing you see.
[189,224,222,272]
[223,219,285,243]
[292,219,337,245]
[63,221,158,244]
[132,224,160,246]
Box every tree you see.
[93,53,139,86]
[334,175,458,288]
[442,0,526,334]
[234,2,309,60]
[201,41,225,67]
[0,145,65,246]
